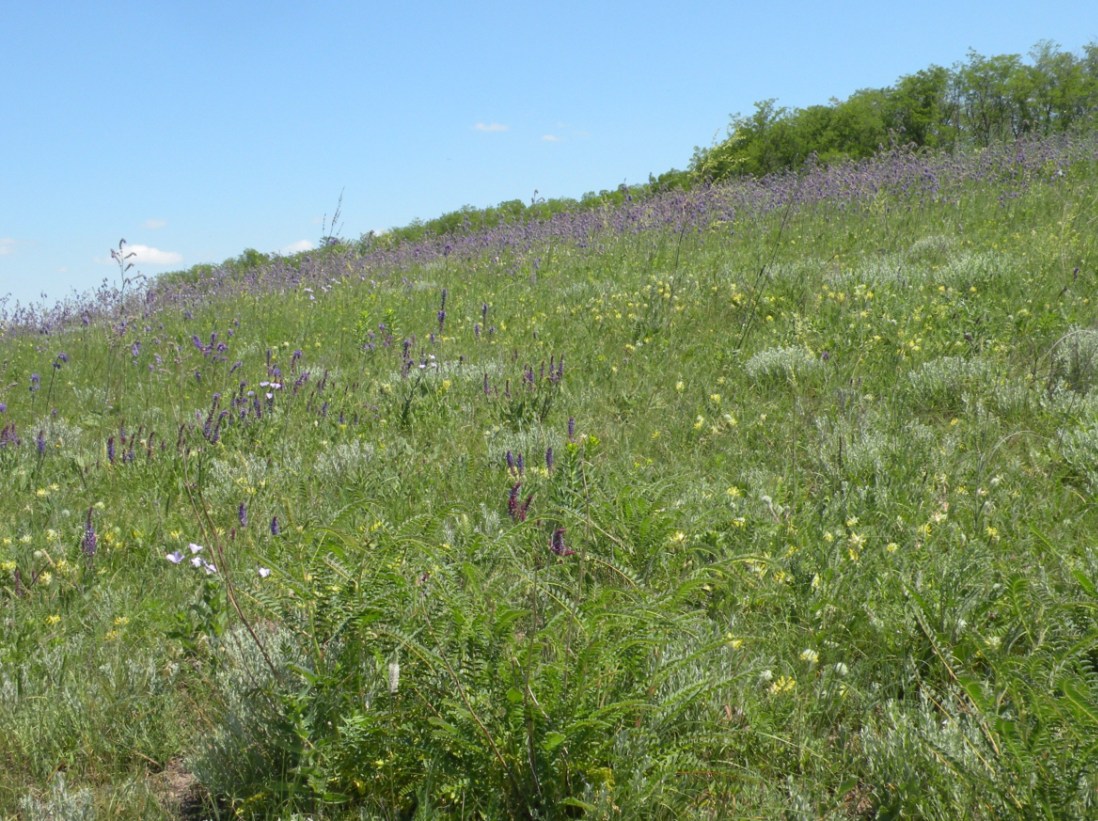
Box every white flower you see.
[188,543,203,554]
[388,661,401,694]
[258,567,271,578]
[166,551,184,564]
[800,648,819,665]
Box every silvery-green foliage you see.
[187,623,307,803]
[18,772,95,821]
[1057,421,1098,492]
[906,355,993,413]
[860,695,997,817]
[1050,327,1098,394]
[745,345,823,383]
[311,438,375,484]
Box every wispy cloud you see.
[541,134,562,142]
[144,218,167,230]
[473,122,509,133]
[0,238,15,256]
[280,239,314,255]
[127,244,182,265]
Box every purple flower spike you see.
[238,503,248,527]
[545,447,554,472]
[82,507,98,559]
[36,430,46,456]
[270,516,281,536]
[550,527,574,557]
[568,417,576,441]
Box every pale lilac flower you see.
[166,551,184,564]
[188,543,203,554]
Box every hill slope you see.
[1,134,1097,817]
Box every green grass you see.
[1,139,1098,818]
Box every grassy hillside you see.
[1,134,1098,818]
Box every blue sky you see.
[2,1,1095,309]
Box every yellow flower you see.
[726,486,742,499]
[800,648,819,665]
[45,614,61,626]
[769,675,796,695]
[670,531,688,545]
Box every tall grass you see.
[1,135,1097,817]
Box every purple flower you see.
[505,450,515,474]
[270,516,281,536]
[36,430,46,456]
[0,403,5,413]
[106,436,115,464]
[238,503,248,527]
[29,373,40,392]
[507,482,532,522]
[82,507,97,558]
[545,447,554,472]
[568,417,576,441]
[550,527,574,556]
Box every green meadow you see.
[2,135,1098,817]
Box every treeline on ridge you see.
[164,40,1098,283]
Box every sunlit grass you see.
[1,136,1097,817]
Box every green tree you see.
[887,65,957,148]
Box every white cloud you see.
[280,239,314,255]
[126,244,183,265]
[144,218,167,229]
[474,122,509,133]
[541,134,562,142]
[0,238,14,256]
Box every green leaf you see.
[541,731,567,752]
